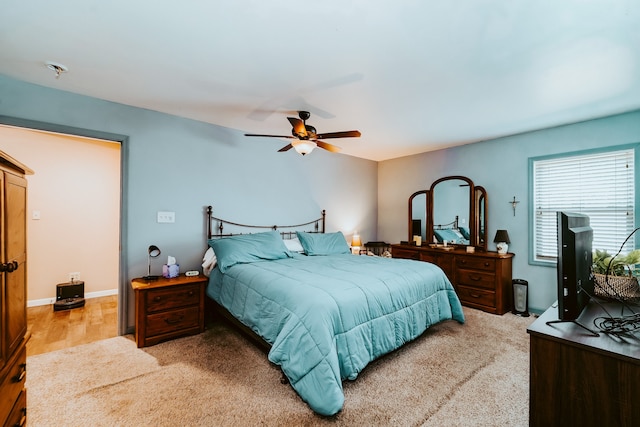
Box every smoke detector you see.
[45,61,68,79]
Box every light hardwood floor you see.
[27,295,118,356]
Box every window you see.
[531,147,636,264]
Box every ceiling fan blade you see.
[315,140,342,153]
[245,133,294,139]
[287,117,307,138]
[278,143,293,152]
[315,130,361,139]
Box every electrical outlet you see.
[69,272,81,282]
[157,211,175,223]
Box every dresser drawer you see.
[457,269,496,290]
[392,247,420,260]
[146,306,201,336]
[456,256,495,272]
[5,389,26,427]
[146,284,201,313]
[456,285,496,307]
[0,346,27,422]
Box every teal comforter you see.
[206,253,464,415]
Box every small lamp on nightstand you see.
[143,245,161,280]
[351,233,362,255]
[493,230,510,254]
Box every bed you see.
[203,206,465,416]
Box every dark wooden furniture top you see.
[528,300,640,427]
[131,274,207,348]
[391,244,513,314]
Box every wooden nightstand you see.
[131,274,207,348]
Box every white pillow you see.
[202,247,217,277]
[283,237,305,253]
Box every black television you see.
[551,212,597,334]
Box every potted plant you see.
[592,248,640,300]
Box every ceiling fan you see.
[244,111,361,155]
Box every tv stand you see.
[528,300,640,426]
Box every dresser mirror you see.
[408,190,428,243]
[408,175,488,251]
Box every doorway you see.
[0,117,127,353]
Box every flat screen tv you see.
[556,211,595,322]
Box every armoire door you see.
[3,172,28,357]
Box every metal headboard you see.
[206,205,326,239]
[434,215,459,230]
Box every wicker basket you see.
[593,273,640,300]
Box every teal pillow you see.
[296,231,351,256]
[208,231,290,273]
[459,227,470,240]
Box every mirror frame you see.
[475,186,488,250]
[428,176,475,247]
[408,175,489,251]
[407,190,429,243]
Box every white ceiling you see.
[1,1,639,161]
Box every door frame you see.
[0,115,129,335]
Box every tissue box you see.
[162,264,180,278]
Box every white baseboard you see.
[27,289,118,307]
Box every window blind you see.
[533,148,635,262]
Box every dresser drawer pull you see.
[469,274,482,281]
[484,262,490,267]
[16,409,27,427]
[469,293,482,299]
[165,315,184,325]
[188,290,195,296]
[13,363,26,382]
[154,296,162,302]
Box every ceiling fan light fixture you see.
[292,140,316,156]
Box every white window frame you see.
[529,145,638,266]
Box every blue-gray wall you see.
[3,73,639,322]
[0,75,378,332]
[378,110,640,313]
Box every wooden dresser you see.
[131,275,207,348]
[391,244,514,314]
[0,151,32,426]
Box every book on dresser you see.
[391,244,514,314]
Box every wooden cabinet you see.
[528,301,640,426]
[391,244,513,314]
[131,275,207,348]
[0,150,32,426]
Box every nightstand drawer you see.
[456,285,495,307]
[457,269,496,290]
[456,257,495,272]
[146,306,201,336]
[146,284,201,312]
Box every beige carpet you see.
[26,307,535,426]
